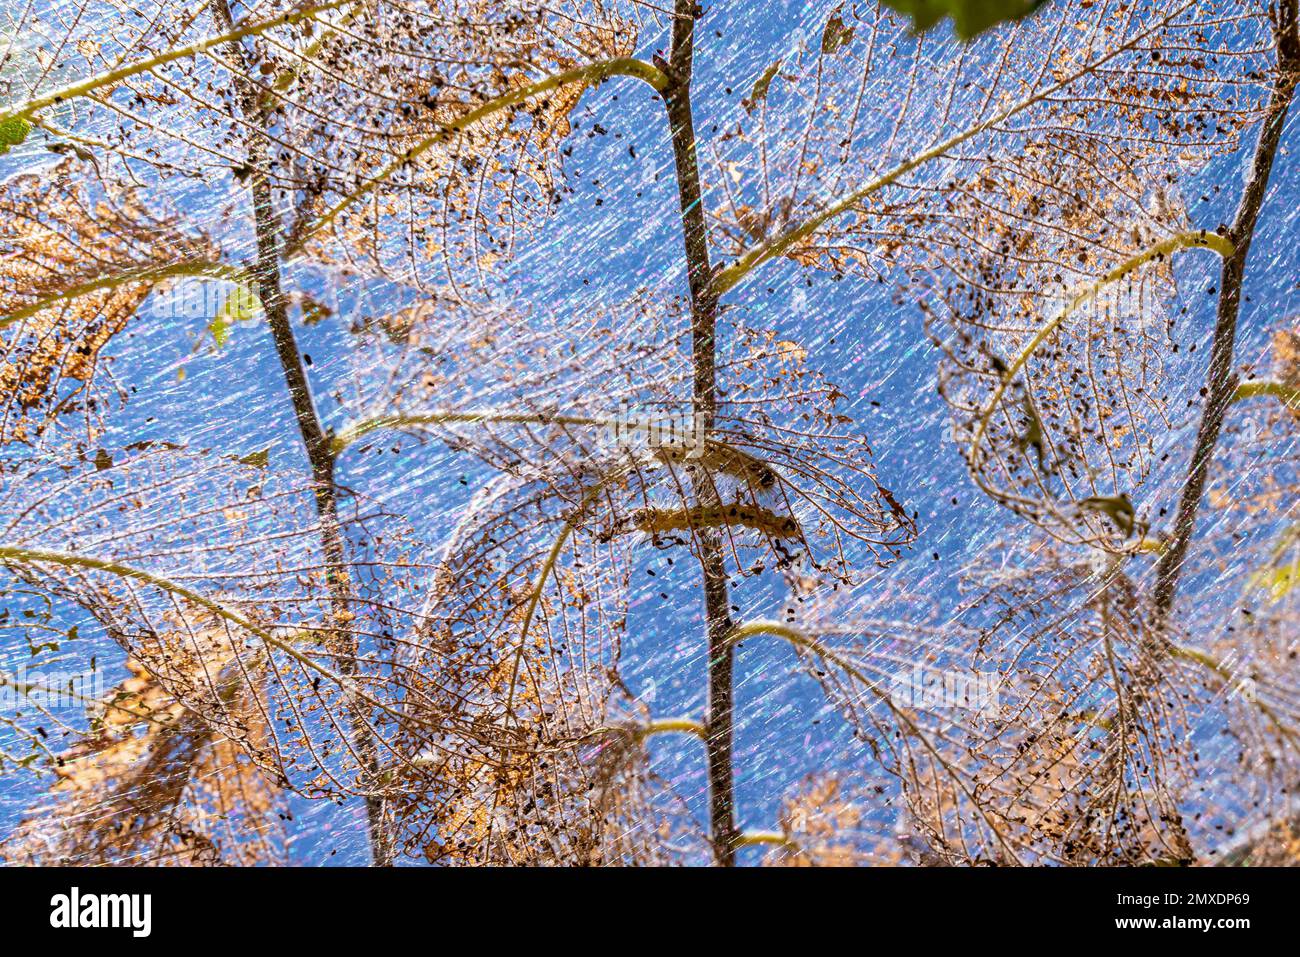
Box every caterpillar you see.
[653,441,779,490]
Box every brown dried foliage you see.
[0,160,215,448]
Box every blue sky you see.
[2,0,1298,863]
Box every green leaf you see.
[0,115,31,154]
[744,58,782,113]
[821,10,855,55]
[237,448,271,469]
[204,282,261,351]
[222,283,261,322]
[1247,524,1300,602]
[208,312,231,349]
[1248,560,1300,602]
[881,0,1050,41]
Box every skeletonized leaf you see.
[0,160,218,449]
[783,539,1202,864]
[0,442,442,809]
[2,635,285,866]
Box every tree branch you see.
[0,261,242,329]
[1152,7,1300,622]
[211,0,390,865]
[661,0,738,867]
[0,0,358,125]
[1231,378,1300,410]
